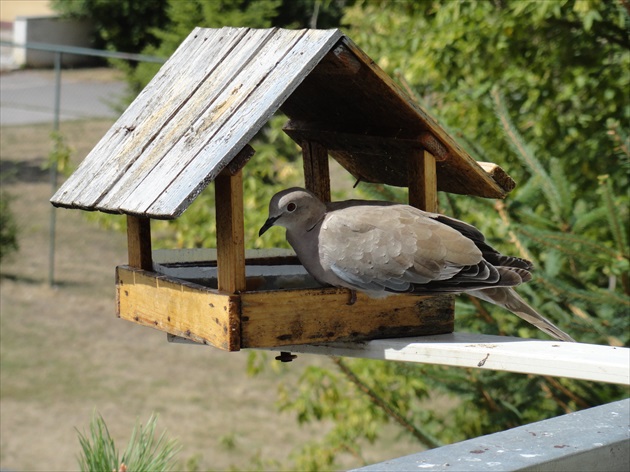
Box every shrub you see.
[76,413,180,472]
[0,192,19,263]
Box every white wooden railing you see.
[264,333,630,385]
[171,324,629,471]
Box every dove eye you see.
[287,202,297,212]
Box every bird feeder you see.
[51,27,515,351]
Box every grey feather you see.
[260,187,575,342]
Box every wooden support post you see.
[215,170,246,293]
[302,141,331,203]
[127,215,153,270]
[408,148,438,212]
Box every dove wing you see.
[317,205,483,294]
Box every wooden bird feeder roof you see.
[51,26,514,219]
[49,27,517,352]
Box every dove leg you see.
[347,289,357,306]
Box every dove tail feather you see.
[469,287,576,342]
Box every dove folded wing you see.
[432,214,534,271]
[317,204,521,295]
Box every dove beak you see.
[259,216,279,237]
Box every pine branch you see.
[572,206,609,233]
[493,200,630,343]
[549,158,572,225]
[599,175,628,257]
[540,275,630,307]
[516,226,621,261]
[494,200,534,261]
[491,87,564,222]
[330,357,443,449]
[540,381,572,415]
[466,294,504,333]
[542,376,589,409]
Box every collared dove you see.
[259,187,575,342]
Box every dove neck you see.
[306,214,325,232]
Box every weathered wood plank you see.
[285,121,441,159]
[142,29,342,218]
[107,28,303,216]
[302,140,331,202]
[152,248,296,264]
[220,144,255,177]
[116,266,241,351]
[240,288,454,348]
[408,148,438,212]
[97,28,278,214]
[282,39,514,198]
[477,161,516,193]
[215,171,246,293]
[338,37,508,199]
[286,122,449,162]
[126,215,152,270]
[51,27,230,209]
[266,333,630,385]
[310,41,362,76]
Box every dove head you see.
[259,187,326,237]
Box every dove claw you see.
[347,289,357,306]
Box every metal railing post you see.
[0,40,166,288]
[48,50,62,287]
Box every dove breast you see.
[317,204,483,296]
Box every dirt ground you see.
[0,116,420,470]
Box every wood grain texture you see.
[215,172,246,293]
[116,266,241,351]
[142,29,342,218]
[302,140,331,203]
[265,333,630,385]
[337,38,507,198]
[119,28,301,216]
[51,27,342,218]
[100,28,281,215]
[408,149,438,212]
[240,288,454,348]
[52,27,232,209]
[126,215,152,270]
[477,161,516,193]
[285,121,425,158]
[220,144,255,176]
[281,39,515,198]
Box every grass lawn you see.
[0,117,422,470]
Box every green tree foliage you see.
[258,2,629,468]
[128,0,352,93]
[50,0,169,54]
[0,192,19,263]
[344,0,628,193]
